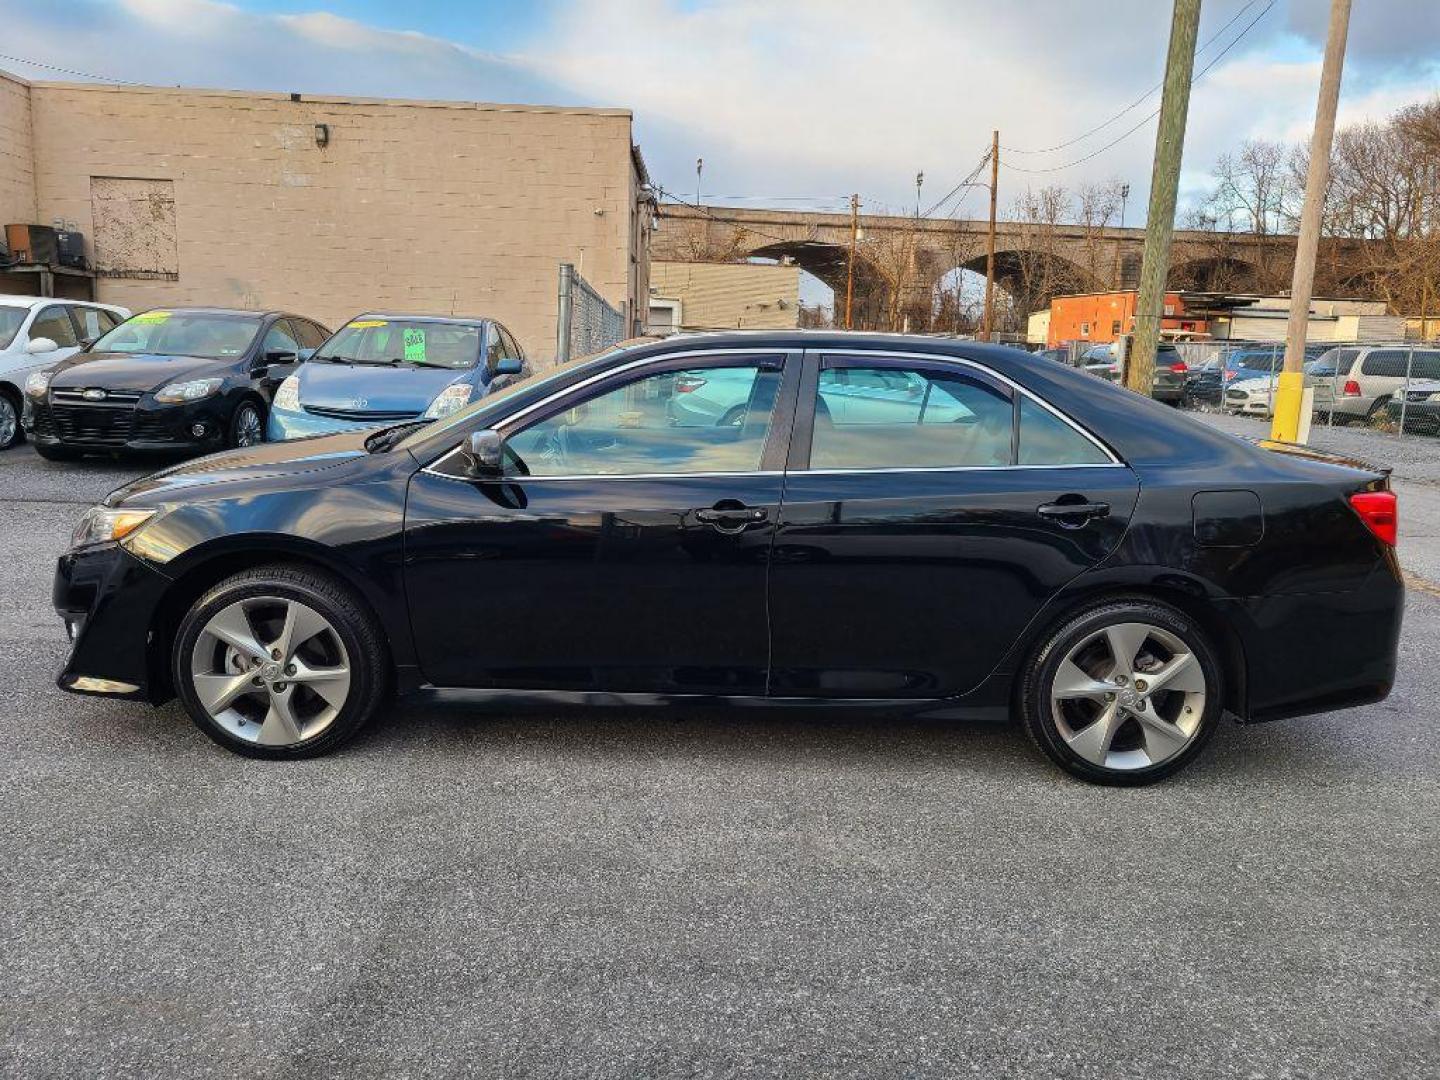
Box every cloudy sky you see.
[3,0,1437,225]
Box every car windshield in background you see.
[92,311,262,359]
[1233,350,1285,372]
[315,319,482,370]
[0,306,26,350]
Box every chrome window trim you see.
[422,345,1123,480]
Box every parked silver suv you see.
[1317,344,1440,423]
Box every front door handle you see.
[1037,500,1110,524]
[694,504,769,532]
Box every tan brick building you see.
[647,260,800,334]
[0,70,652,362]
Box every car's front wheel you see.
[229,400,266,448]
[0,390,23,449]
[1020,599,1223,785]
[173,565,388,758]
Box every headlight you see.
[25,370,50,398]
[154,377,223,404]
[273,374,301,412]
[70,506,158,550]
[423,383,473,419]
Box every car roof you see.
[131,306,283,318]
[349,312,493,327]
[0,295,124,310]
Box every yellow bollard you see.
[1270,370,1306,443]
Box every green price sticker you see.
[403,328,426,362]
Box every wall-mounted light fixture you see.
[314,123,330,148]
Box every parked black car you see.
[24,307,330,459]
[53,332,1402,784]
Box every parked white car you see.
[0,296,130,449]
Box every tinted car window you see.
[1361,350,1408,378]
[1018,397,1111,466]
[810,367,1013,470]
[0,305,26,349]
[32,305,79,348]
[93,312,262,359]
[262,320,300,358]
[295,320,329,350]
[506,363,782,477]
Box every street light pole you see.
[1127,0,1202,397]
[1271,0,1352,443]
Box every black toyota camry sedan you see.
[25,307,330,459]
[52,332,1403,784]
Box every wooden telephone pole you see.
[1271,0,1351,442]
[980,130,999,341]
[846,194,859,330]
[1127,0,1202,395]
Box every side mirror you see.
[25,336,57,355]
[266,348,299,364]
[462,429,504,477]
[492,357,523,377]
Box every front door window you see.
[505,363,783,476]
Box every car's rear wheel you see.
[229,400,266,448]
[173,565,387,758]
[1020,599,1223,785]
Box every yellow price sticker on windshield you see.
[347,319,388,329]
[134,310,172,323]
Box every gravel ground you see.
[2,440,1438,1079]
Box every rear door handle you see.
[694,505,769,533]
[1037,500,1110,522]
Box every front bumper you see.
[54,542,173,702]
[27,394,231,454]
[268,405,393,441]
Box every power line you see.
[920,150,993,219]
[1000,0,1275,176]
[1001,0,1263,157]
[0,52,142,85]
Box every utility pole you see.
[980,130,1000,341]
[846,194,859,330]
[1271,0,1351,442]
[1127,0,1202,396]
[695,157,703,206]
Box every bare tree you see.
[1076,179,1124,285]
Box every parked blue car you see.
[267,314,525,441]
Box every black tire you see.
[34,442,82,462]
[0,388,23,449]
[229,399,266,448]
[1019,598,1224,786]
[172,564,388,759]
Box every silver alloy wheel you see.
[190,595,351,746]
[0,395,16,445]
[234,405,263,447]
[1049,621,1207,771]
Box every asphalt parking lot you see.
[3,422,1439,1079]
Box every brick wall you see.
[0,71,36,233]
[22,80,644,362]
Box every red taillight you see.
[1350,490,1397,547]
[1224,370,1238,381]
[674,375,707,393]
[1170,361,1188,374]
[1343,379,1362,397]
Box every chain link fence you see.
[556,262,626,365]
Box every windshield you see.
[0,306,26,350]
[92,311,262,359]
[395,341,643,453]
[1232,349,1285,372]
[315,319,483,370]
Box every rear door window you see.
[1018,397,1112,466]
[809,365,1014,470]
